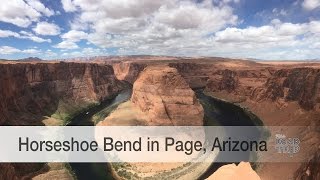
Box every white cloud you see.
[26,35,51,43]
[0,46,21,54]
[87,33,113,47]
[0,30,20,38]
[61,30,88,42]
[221,0,240,4]
[57,30,88,51]
[213,21,310,44]
[69,18,89,30]
[61,47,105,57]
[61,0,77,12]
[2,0,320,60]
[272,8,287,16]
[302,0,320,10]
[33,22,61,36]
[92,17,147,34]
[88,18,320,60]
[54,41,79,49]
[208,20,320,60]
[0,29,51,43]
[309,21,320,33]
[0,46,41,55]
[22,48,40,54]
[20,31,52,43]
[26,0,55,16]
[155,1,237,31]
[0,0,54,27]
[45,49,58,57]
[65,0,238,53]
[74,0,166,19]
[82,0,237,34]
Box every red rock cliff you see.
[0,62,123,125]
[113,61,146,84]
[131,65,204,125]
[206,67,320,110]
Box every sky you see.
[0,0,320,60]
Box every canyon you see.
[0,61,123,179]
[0,62,123,125]
[113,58,320,179]
[0,56,319,179]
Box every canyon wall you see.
[1,59,319,179]
[112,60,320,111]
[0,62,124,179]
[131,65,204,125]
[0,163,45,180]
[206,67,320,110]
[168,62,211,89]
[113,61,146,84]
[0,62,123,125]
[294,150,320,180]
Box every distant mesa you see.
[18,57,43,62]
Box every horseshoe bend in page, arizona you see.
[0,0,320,180]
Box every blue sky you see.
[0,0,320,60]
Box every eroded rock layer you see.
[205,67,320,110]
[1,58,320,180]
[0,62,123,125]
[131,65,204,125]
[113,61,146,83]
[0,62,124,179]
[110,59,320,180]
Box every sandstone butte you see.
[207,162,260,180]
[131,65,204,126]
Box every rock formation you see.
[205,67,320,110]
[1,57,320,179]
[0,62,123,125]
[294,150,320,180]
[0,62,124,179]
[206,69,239,93]
[169,62,211,89]
[207,162,260,180]
[131,65,204,125]
[120,59,319,180]
[112,59,320,111]
[0,163,44,180]
[113,61,146,83]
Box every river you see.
[67,89,132,180]
[67,89,265,180]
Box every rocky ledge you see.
[131,65,204,125]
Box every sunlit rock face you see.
[113,61,146,84]
[131,65,204,125]
[207,162,260,180]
